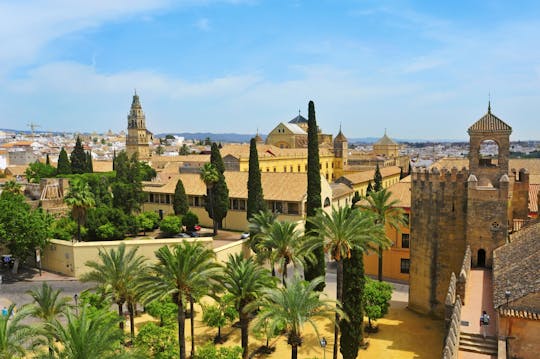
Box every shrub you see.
[160,215,182,236]
[194,343,242,359]
[136,322,178,359]
[182,211,199,231]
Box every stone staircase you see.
[459,332,498,356]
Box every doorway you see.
[477,249,486,267]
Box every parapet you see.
[412,166,468,184]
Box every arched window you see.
[479,140,499,167]
[324,197,331,207]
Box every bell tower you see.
[126,91,151,160]
[466,103,512,267]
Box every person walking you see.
[480,310,490,339]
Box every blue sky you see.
[0,0,539,140]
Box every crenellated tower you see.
[126,91,151,160]
[409,104,528,318]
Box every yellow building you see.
[362,176,411,282]
[335,165,402,197]
[265,113,333,149]
[373,130,400,158]
[142,171,333,231]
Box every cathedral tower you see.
[126,91,151,160]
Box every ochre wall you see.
[498,316,540,359]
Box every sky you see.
[0,0,539,140]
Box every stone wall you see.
[410,167,468,317]
[442,295,462,359]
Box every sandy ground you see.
[131,293,444,359]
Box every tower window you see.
[400,259,410,274]
[401,233,410,248]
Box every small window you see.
[401,233,410,248]
[298,165,301,172]
[324,197,331,207]
[284,166,287,172]
[400,259,410,274]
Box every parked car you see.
[186,231,199,238]
[240,232,250,239]
[194,225,201,231]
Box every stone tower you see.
[409,104,527,318]
[465,103,512,268]
[333,126,348,178]
[126,91,151,160]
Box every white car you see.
[240,232,250,239]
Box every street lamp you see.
[505,290,511,307]
[73,294,79,315]
[319,337,327,359]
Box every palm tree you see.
[46,306,125,359]
[27,282,71,356]
[307,206,386,359]
[80,243,148,341]
[248,210,278,275]
[221,253,276,359]
[200,163,220,235]
[141,242,221,359]
[257,220,318,285]
[359,188,406,281]
[249,275,344,359]
[0,304,35,359]
[64,178,95,242]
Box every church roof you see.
[283,123,307,135]
[468,104,512,133]
[131,91,142,109]
[289,113,308,124]
[374,132,398,146]
[334,129,347,143]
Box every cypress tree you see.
[112,150,116,171]
[173,179,189,215]
[57,147,71,175]
[339,248,366,359]
[86,151,93,173]
[303,100,325,288]
[374,163,383,192]
[247,137,265,220]
[205,143,229,232]
[70,136,87,174]
[366,180,373,196]
[45,154,50,165]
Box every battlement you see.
[412,166,468,184]
[511,168,529,183]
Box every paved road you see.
[0,280,94,308]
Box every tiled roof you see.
[386,179,411,208]
[288,114,308,124]
[144,171,316,202]
[283,122,307,135]
[374,133,398,146]
[468,107,512,133]
[338,166,402,185]
[330,183,354,199]
[334,130,347,143]
[498,307,540,320]
[492,221,540,313]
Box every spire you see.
[488,92,491,113]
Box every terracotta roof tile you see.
[330,183,354,199]
[338,166,401,185]
[468,108,512,133]
[529,184,539,213]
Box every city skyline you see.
[1,1,539,140]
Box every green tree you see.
[363,278,393,330]
[46,306,126,359]
[136,322,178,359]
[373,163,383,192]
[50,217,79,241]
[220,254,275,359]
[27,282,71,356]
[247,210,278,275]
[179,144,190,155]
[304,100,325,288]
[85,206,127,241]
[204,143,229,234]
[160,216,182,236]
[64,178,96,242]
[257,220,318,285]
[307,206,385,359]
[45,153,50,165]
[70,136,87,174]
[138,213,155,236]
[25,161,57,183]
[86,151,93,173]
[247,137,265,221]
[200,163,220,235]
[339,249,366,359]
[141,242,221,359]
[80,243,148,341]
[366,180,373,196]
[2,180,22,195]
[112,151,145,214]
[249,276,343,359]
[145,299,177,327]
[359,188,405,281]
[182,211,199,231]
[0,192,50,273]
[0,304,35,358]
[202,293,237,343]
[195,343,242,359]
[155,144,165,156]
[57,147,72,175]
[173,179,189,215]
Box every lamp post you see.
[319,337,327,359]
[505,290,511,307]
[73,294,79,315]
